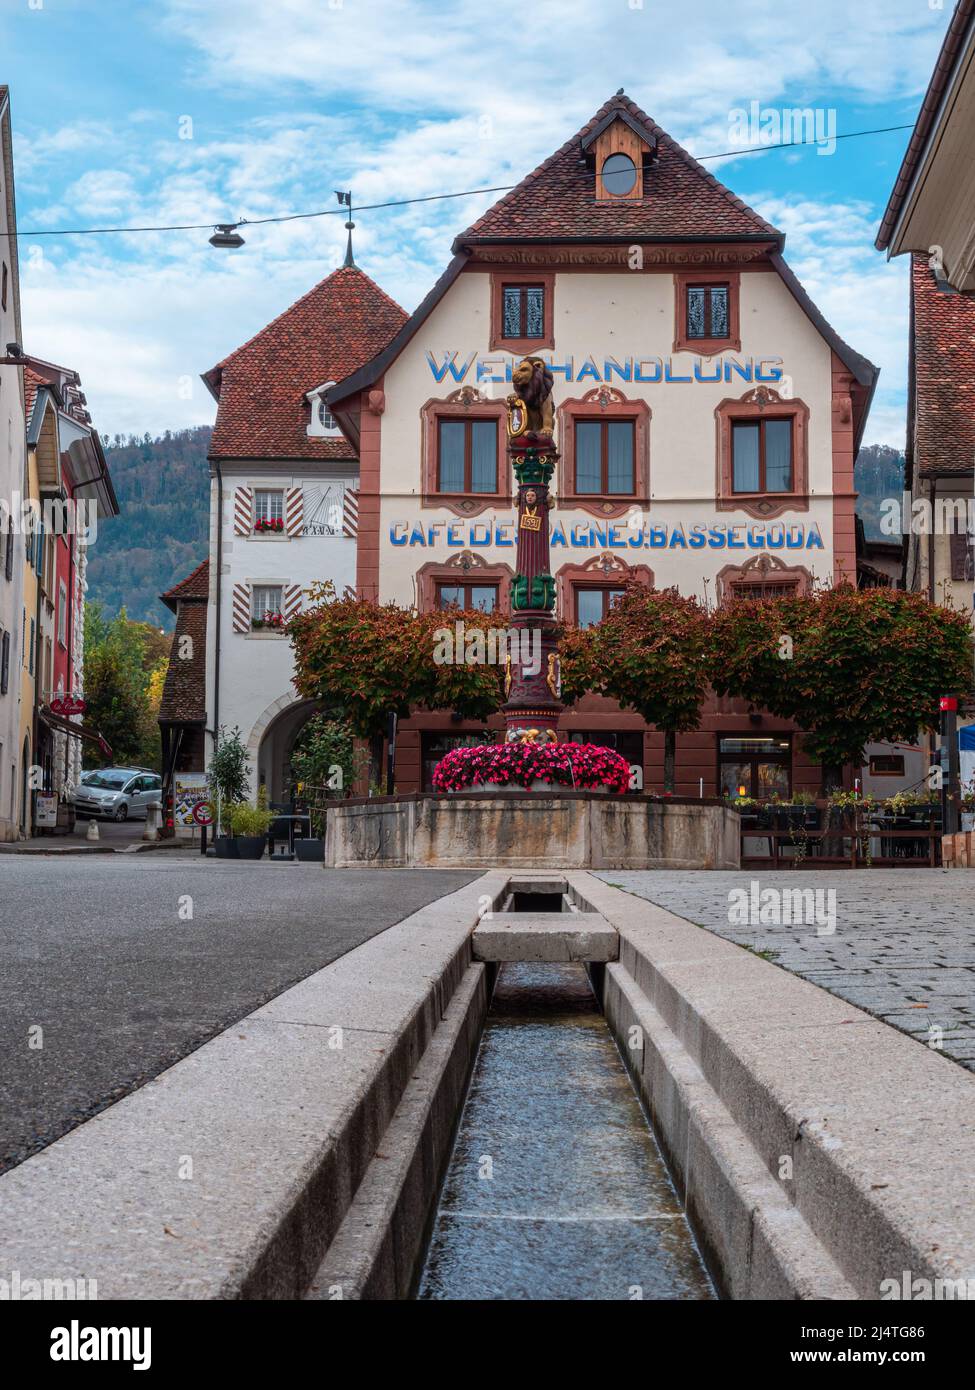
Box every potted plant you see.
[768,789,820,831]
[208,726,251,856]
[223,791,273,859]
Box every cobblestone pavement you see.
[594,870,975,1073]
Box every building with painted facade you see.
[324,92,878,797]
[201,267,406,801]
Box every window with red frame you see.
[436,418,498,494]
[686,283,729,341]
[502,284,545,341]
[574,420,635,495]
[435,582,498,614]
[731,418,793,494]
[575,586,625,629]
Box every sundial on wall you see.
[301,482,344,536]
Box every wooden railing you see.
[739,805,942,868]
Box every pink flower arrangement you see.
[431,741,631,795]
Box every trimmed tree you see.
[584,584,712,792]
[289,583,505,784]
[710,585,972,783]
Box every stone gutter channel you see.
[1,872,972,1300]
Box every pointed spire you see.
[335,190,356,267]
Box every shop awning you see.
[39,705,112,758]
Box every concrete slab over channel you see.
[571,872,975,1301]
[0,872,507,1300]
[472,874,619,963]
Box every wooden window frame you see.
[435,417,499,495]
[730,417,794,496]
[572,418,637,497]
[420,393,508,516]
[573,584,626,628]
[674,269,741,355]
[416,555,513,614]
[556,389,650,519]
[555,555,653,625]
[434,580,501,614]
[489,271,555,352]
[715,555,812,605]
[715,388,809,519]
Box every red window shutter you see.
[233,487,253,536]
[285,487,303,537]
[284,585,302,621]
[342,488,358,538]
[232,583,250,633]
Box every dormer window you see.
[581,106,656,203]
[307,381,343,439]
[600,153,637,197]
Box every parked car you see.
[70,768,162,821]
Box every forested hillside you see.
[87,426,211,628]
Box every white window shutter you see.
[233,486,253,536]
[285,486,303,537]
[342,487,358,538]
[232,582,250,633]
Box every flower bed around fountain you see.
[431,741,631,796]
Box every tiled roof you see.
[204,266,407,461]
[158,600,207,724]
[160,558,209,611]
[455,91,782,247]
[912,254,975,476]
[24,365,52,428]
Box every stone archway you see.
[247,693,321,805]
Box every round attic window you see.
[601,152,637,196]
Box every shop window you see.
[718,736,792,801]
[437,418,498,494]
[575,586,625,629]
[569,729,643,766]
[868,754,906,777]
[574,419,635,495]
[436,582,498,614]
[422,731,492,792]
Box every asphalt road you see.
[0,858,478,1175]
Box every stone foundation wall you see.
[325,794,740,870]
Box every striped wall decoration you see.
[285,486,304,537]
[232,582,251,633]
[342,487,359,539]
[233,486,253,536]
[284,585,303,621]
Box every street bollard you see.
[143,801,163,842]
[86,818,99,842]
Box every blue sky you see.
[0,0,955,445]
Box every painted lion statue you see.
[509,356,555,436]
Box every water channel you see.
[418,962,716,1300]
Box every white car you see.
[70,768,162,821]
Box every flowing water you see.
[418,962,716,1300]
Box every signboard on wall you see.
[173,773,209,829]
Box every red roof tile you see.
[24,365,52,428]
[158,602,207,724]
[204,266,407,461]
[160,558,209,611]
[455,92,781,247]
[912,254,975,476]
